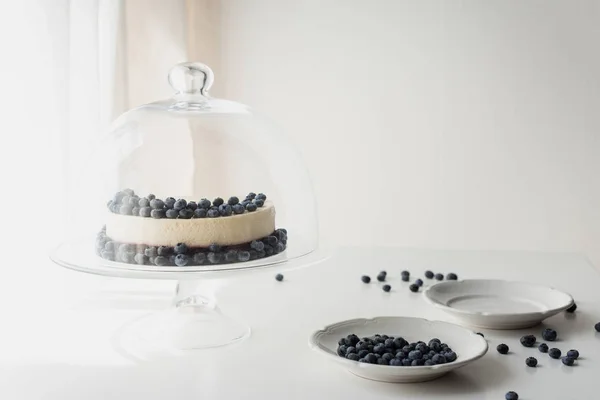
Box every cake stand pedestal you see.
[51,236,327,359]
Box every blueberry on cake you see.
[95,190,287,266]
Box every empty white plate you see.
[424,279,574,330]
[308,316,488,383]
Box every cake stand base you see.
[113,280,250,360]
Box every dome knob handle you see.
[168,62,214,96]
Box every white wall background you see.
[216,0,600,266]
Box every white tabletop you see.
[1,247,599,399]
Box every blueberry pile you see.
[107,189,267,219]
[336,334,457,366]
[95,227,288,266]
[595,322,600,332]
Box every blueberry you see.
[212,197,224,207]
[431,354,446,364]
[566,302,577,313]
[174,254,189,266]
[248,241,264,252]
[207,252,222,264]
[395,351,406,359]
[157,246,172,256]
[542,328,557,341]
[445,351,457,362]
[538,343,549,353]
[505,391,519,400]
[428,338,441,345]
[394,338,407,349]
[154,256,168,266]
[173,199,187,211]
[549,348,562,359]
[227,196,239,205]
[275,273,284,282]
[249,250,258,260]
[476,332,484,337]
[245,202,258,212]
[410,284,420,292]
[402,358,412,366]
[218,204,232,216]
[166,209,179,219]
[150,199,164,209]
[256,193,267,201]
[237,251,251,262]
[402,345,412,354]
[265,236,278,246]
[119,205,133,215]
[100,250,115,261]
[355,341,368,351]
[151,208,166,219]
[164,197,176,209]
[373,344,386,354]
[435,273,444,281]
[246,192,257,200]
[121,195,131,206]
[383,338,393,348]
[382,352,394,361]
[596,322,600,332]
[173,243,187,255]
[567,350,579,359]
[408,350,423,360]
[415,279,423,287]
[208,243,221,253]
[232,204,245,214]
[382,284,391,292]
[147,194,155,201]
[193,252,206,265]
[128,196,140,207]
[337,345,348,357]
[520,335,536,347]
[365,353,377,364]
[495,344,508,354]
[414,343,427,354]
[401,270,410,277]
[134,253,146,265]
[429,342,441,352]
[424,270,434,279]
[113,191,126,203]
[207,209,220,218]
[346,353,360,362]
[194,208,207,218]
[411,359,424,366]
[358,349,369,358]
[424,360,433,366]
[138,197,150,207]
[361,275,371,284]
[376,273,386,282]
[402,275,410,282]
[253,199,265,207]
[139,206,151,217]
[225,250,238,262]
[345,346,356,355]
[561,356,575,366]
[447,273,458,280]
[179,209,193,219]
[122,188,134,196]
[199,199,211,209]
[358,358,368,363]
[347,334,360,345]
[144,247,157,258]
[525,357,538,367]
[183,201,196,211]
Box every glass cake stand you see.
[52,236,329,359]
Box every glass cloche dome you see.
[55,62,319,275]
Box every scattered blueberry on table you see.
[415,279,423,287]
[401,270,410,281]
[497,344,509,354]
[538,343,549,353]
[505,391,519,400]
[382,284,391,292]
[566,302,577,313]
[595,322,600,332]
[567,349,579,359]
[561,357,575,366]
[377,272,387,282]
[520,335,536,347]
[542,328,557,341]
[549,348,562,359]
[361,275,371,284]
[435,273,444,281]
[447,273,458,280]
[409,284,419,293]
[275,273,284,282]
[424,270,434,279]
[525,357,538,367]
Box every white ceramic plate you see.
[423,279,574,330]
[308,316,488,383]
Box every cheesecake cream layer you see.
[106,201,276,247]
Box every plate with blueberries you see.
[308,316,488,383]
[423,279,574,330]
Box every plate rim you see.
[422,279,574,318]
[308,316,488,372]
